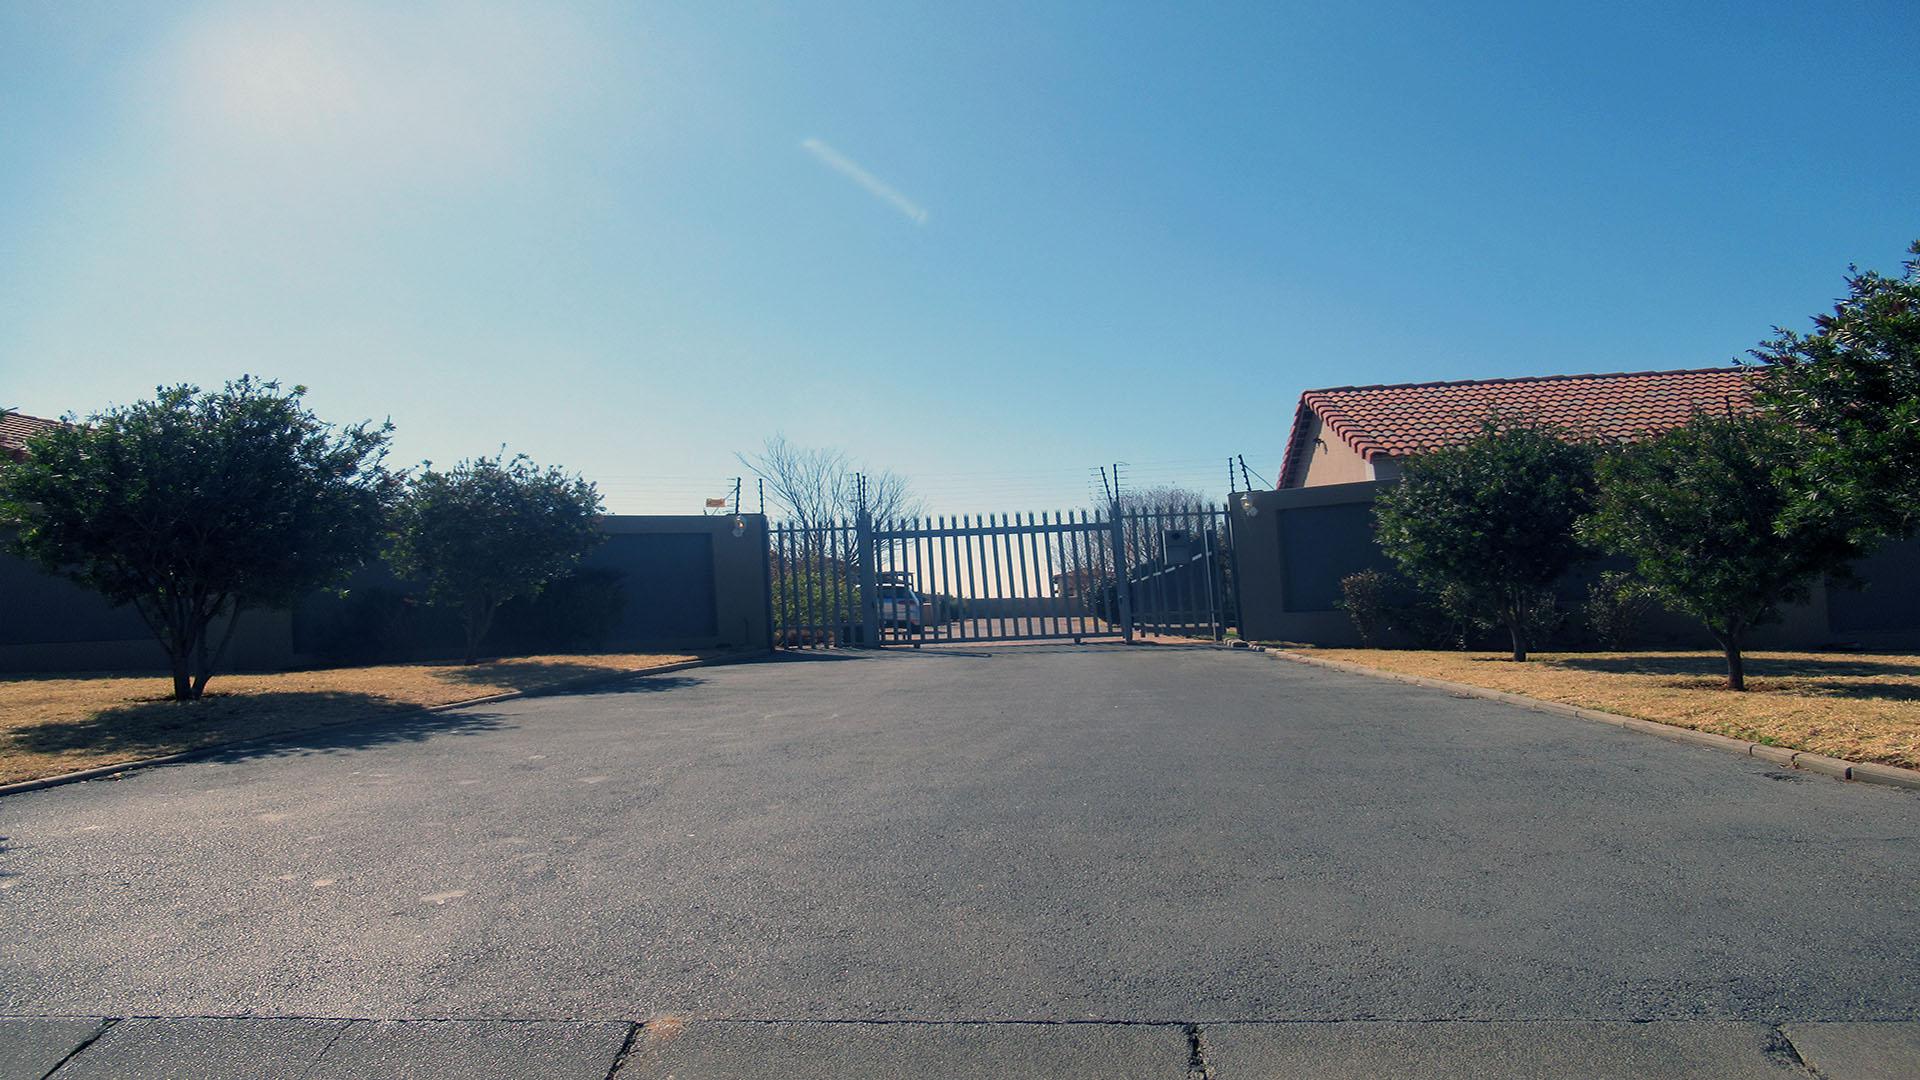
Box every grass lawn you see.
[0,652,702,786]
[1292,649,1920,771]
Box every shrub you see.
[388,453,605,663]
[1583,571,1659,650]
[1339,569,1393,646]
[1373,418,1598,660]
[495,568,626,654]
[1339,569,1474,649]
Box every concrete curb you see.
[0,655,746,799]
[1268,649,1920,793]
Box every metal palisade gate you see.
[770,504,1234,649]
[768,517,863,648]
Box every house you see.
[1233,365,1920,649]
[1277,367,1755,488]
[0,410,61,463]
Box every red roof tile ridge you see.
[1277,366,1758,487]
[0,411,69,460]
[1299,365,1751,397]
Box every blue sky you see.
[2,1,1915,514]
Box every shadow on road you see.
[762,641,1238,662]
[434,658,703,694]
[549,675,705,699]
[760,650,873,663]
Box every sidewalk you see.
[6,1016,1918,1078]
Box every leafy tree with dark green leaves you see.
[1753,240,1920,542]
[1581,413,1857,690]
[0,378,397,700]
[388,453,605,663]
[1372,419,1598,661]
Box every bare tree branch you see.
[737,435,922,526]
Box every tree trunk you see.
[1506,600,1527,662]
[463,602,496,665]
[190,605,239,699]
[163,607,199,701]
[1722,633,1746,691]
[168,651,194,701]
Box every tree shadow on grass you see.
[1541,653,1920,705]
[9,690,509,770]
[1545,653,1920,679]
[1739,679,1920,705]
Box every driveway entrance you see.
[2,646,1915,1075]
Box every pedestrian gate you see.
[769,505,1233,648]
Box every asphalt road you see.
[2,644,1917,1074]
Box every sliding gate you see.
[770,505,1233,648]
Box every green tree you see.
[1581,413,1857,690]
[1753,240,1920,542]
[389,453,606,663]
[1372,419,1597,661]
[0,378,396,700]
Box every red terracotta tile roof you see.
[0,411,63,463]
[1278,367,1756,487]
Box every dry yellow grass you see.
[1297,649,1920,770]
[0,652,702,786]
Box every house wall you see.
[1234,482,1393,644]
[0,515,772,673]
[289,514,771,663]
[1232,482,1905,650]
[0,537,294,672]
[1826,535,1920,645]
[1287,413,1377,487]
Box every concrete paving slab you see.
[303,1019,631,1080]
[1199,1021,1805,1079]
[1782,1022,1920,1080]
[0,1017,107,1080]
[613,1020,1191,1079]
[49,1017,347,1080]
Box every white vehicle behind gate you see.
[876,585,924,631]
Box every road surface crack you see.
[1185,1023,1214,1079]
[37,1016,118,1080]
